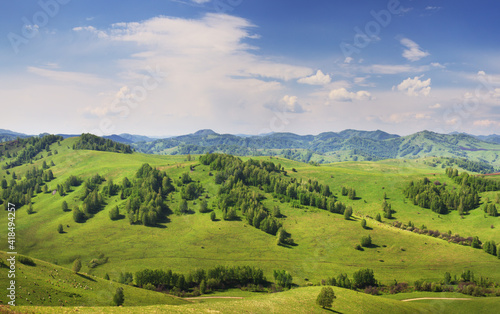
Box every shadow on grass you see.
[77,273,97,282]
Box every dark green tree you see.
[57,224,63,233]
[113,287,124,306]
[361,219,367,229]
[72,258,82,273]
[344,207,352,220]
[316,286,335,309]
[62,201,69,212]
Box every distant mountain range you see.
[3,128,500,168]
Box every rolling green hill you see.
[0,135,499,312]
[131,129,500,169]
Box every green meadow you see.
[0,137,499,312]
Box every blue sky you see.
[1,0,500,136]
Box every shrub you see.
[18,255,36,266]
[361,235,372,247]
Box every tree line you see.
[73,133,133,154]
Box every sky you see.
[1,0,500,137]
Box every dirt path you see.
[184,296,244,300]
[402,297,473,302]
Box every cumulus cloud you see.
[297,70,331,85]
[400,38,430,62]
[429,103,441,109]
[264,95,306,113]
[73,26,108,38]
[329,88,372,102]
[395,76,431,96]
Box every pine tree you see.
[210,211,216,221]
[62,201,69,212]
[113,287,124,306]
[57,224,63,233]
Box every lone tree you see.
[62,201,69,212]
[210,211,216,221]
[316,286,335,309]
[361,219,367,229]
[344,207,353,220]
[113,287,124,306]
[72,258,82,273]
[57,224,63,234]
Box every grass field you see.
[0,137,499,312]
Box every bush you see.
[361,219,367,229]
[210,212,216,221]
[18,255,36,266]
[57,224,63,234]
[361,235,372,247]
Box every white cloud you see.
[400,38,430,62]
[431,62,445,69]
[264,95,306,113]
[192,0,211,3]
[73,26,108,39]
[395,76,431,97]
[344,57,353,64]
[297,70,331,85]
[429,103,441,109]
[328,88,372,102]
[363,64,428,74]
[27,66,108,86]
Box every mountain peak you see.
[193,129,217,136]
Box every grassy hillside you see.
[131,129,500,168]
[14,286,437,313]
[0,136,499,313]
[0,252,187,307]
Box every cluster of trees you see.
[273,270,293,288]
[1,165,55,209]
[323,269,377,290]
[73,133,133,153]
[414,270,497,297]
[200,153,351,239]
[124,163,175,226]
[382,200,394,219]
[2,135,62,169]
[341,187,357,200]
[57,175,83,196]
[403,176,480,214]
[135,265,266,293]
[483,203,498,217]
[439,157,495,174]
[482,240,498,257]
[447,167,500,191]
[73,174,105,222]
